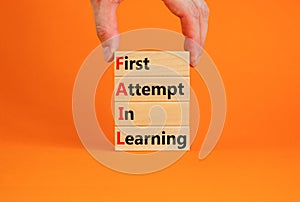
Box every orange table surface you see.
[1,0,300,201]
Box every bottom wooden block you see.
[115,126,190,151]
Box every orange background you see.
[1,0,300,201]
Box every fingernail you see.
[103,47,113,62]
[191,54,200,67]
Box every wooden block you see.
[114,77,190,102]
[114,51,190,151]
[115,126,190,151]
[114,51,189,77]
[114,102,189,126]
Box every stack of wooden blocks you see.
[114,51,190,151]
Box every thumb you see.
[91,0,121,62]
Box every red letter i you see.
[118,107,124,120]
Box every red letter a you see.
[116,82,128,96]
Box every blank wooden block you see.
[114,51,189,77]
[114,77,190,102]
[115,126,190,151]
[114,102,189,126]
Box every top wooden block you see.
[114,51,190,77]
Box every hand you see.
[90,0,209,67]
[163,0,209,66]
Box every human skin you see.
[90,0,209,67]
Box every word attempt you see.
[116,83,185,100]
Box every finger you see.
[197,0,209,47]
[186,0,209,66]
[163,0,209,67]
[184,37,202,67]
[163,0,201,66]
[180,3,202,67]
[91,0,121,62]
[163,0,201,43]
